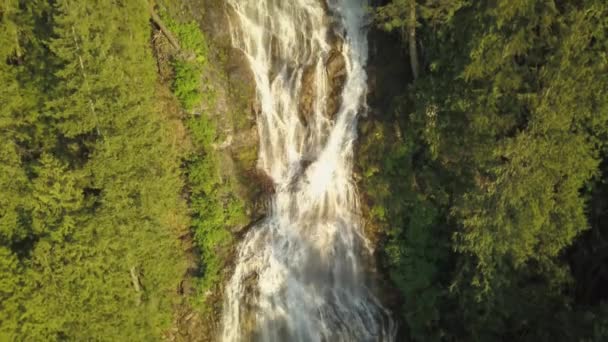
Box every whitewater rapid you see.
[221,1,395,341]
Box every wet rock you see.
[268,34,289,82]
[248,169,274,211]
[200,0,232,47]
[326,27,344,54]
[366,65,377,99]
[326,48,346,82]
[318,0,330,12]
[254,170,276,195]
[230,169,273,235]
[226,48,256,88]
[298,64,317,126]
[239,270,260,338]
[325,48,347,119]
[297,32,346,126]
[251,98,261,117]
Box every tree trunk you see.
[408,0,419,80]
[149,6,180,50]
[130,266,142,293]
[130,266,143,305]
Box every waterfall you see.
[221,0,395,341]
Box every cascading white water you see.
[221,1,395,341]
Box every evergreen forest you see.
[1,0,607,341]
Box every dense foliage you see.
[187,113,248,304]
[364,0,608,340]
[3,0,608,340]
[0,0,193,339]
[164,14,208,111]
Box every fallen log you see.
[149,5,180,50]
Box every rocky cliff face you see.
[298,33,347,126]
[158,1,268,341]
[202,0,268,225]
[161,1,405,340]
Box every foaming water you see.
[221,1,395,341]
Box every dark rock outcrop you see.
[325,47,347,119]
[297,33,347,126]
[298,64,317,125]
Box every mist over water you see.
[221,1,395,340]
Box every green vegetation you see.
[187,114,248,306]
[0,0,189,339]
[363,0,608,340]
[1,0,253,338]
[157,0,250,316]
[173,59,205,111]
[3,0,608,340]
[164,13,208,111]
